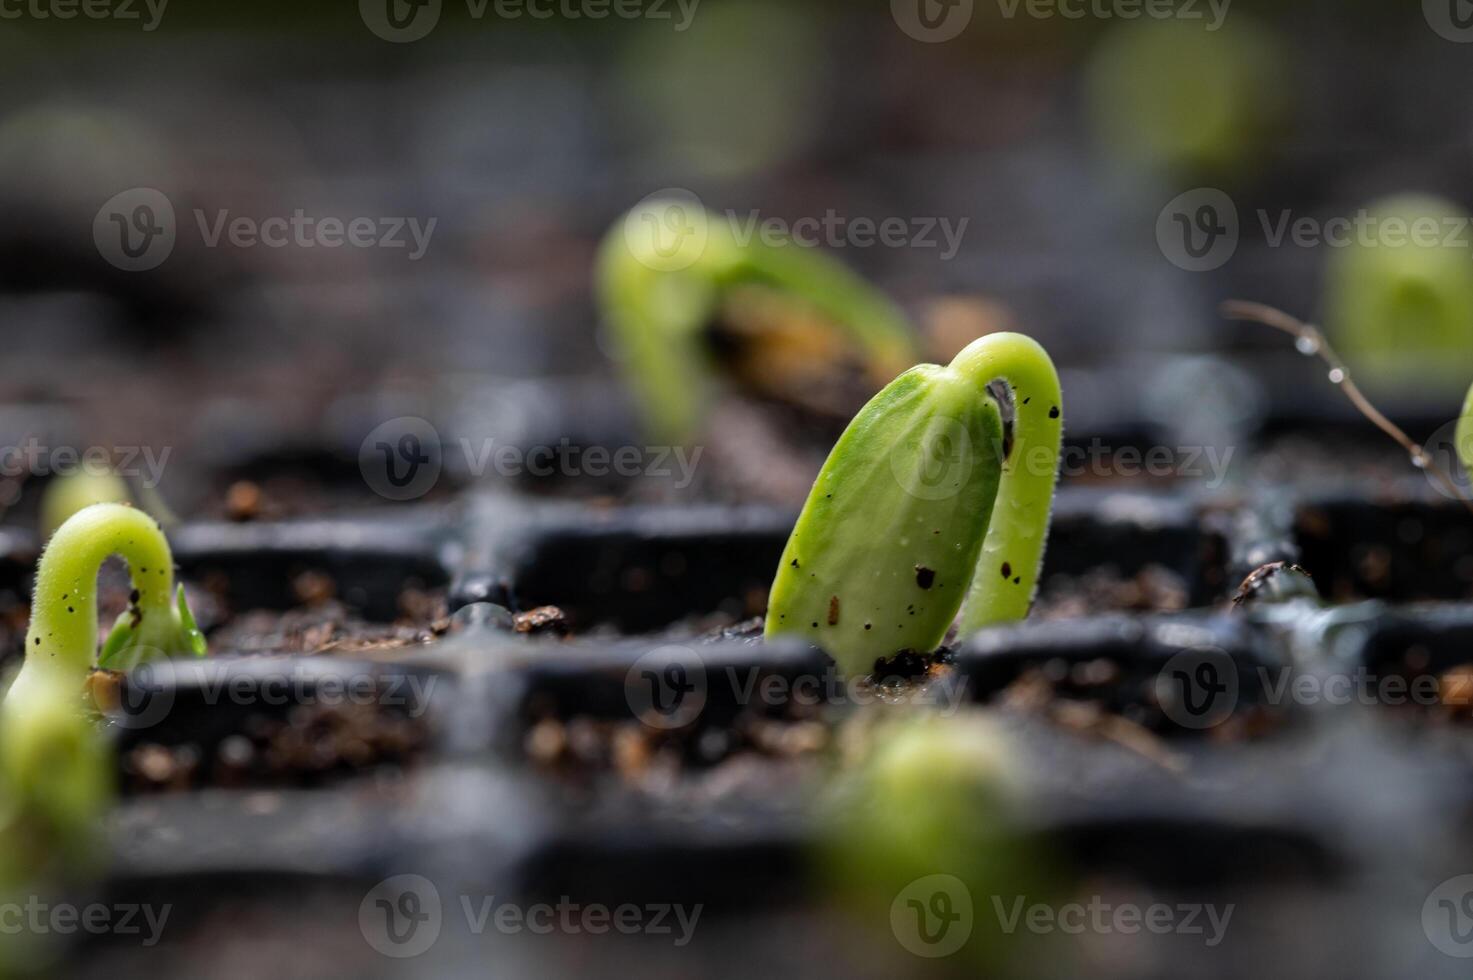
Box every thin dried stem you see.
[1221,299,1473,515]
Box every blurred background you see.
[1,0,1471,519]
[6,4,1473,978]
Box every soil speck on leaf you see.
[914,566,935,589]
[827,595,840,625]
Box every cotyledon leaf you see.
[765,333,1062,676]
[764,363,1005,676]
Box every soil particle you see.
[207,593,451,656]
[291,570,336,607]
[127,699,430,793]
[225,481,263,522]
[827,595,840,626]
[513,605,570,637]
[1232,562,1315,607]
[1439,667,1473,710]
[914,565,935,589]
[1032,565,1189,619]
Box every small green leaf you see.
[97,615,133,670]
[96,584,207,670]
[177,583,207,658]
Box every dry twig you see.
[1220,300,1473,515]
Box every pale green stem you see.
[14,503,177,698]
[952,333,1063,633]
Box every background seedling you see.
[38,468,130,540]
[824,712,1050,967]
[765,333,1062,675]
[1324,194,1473,396]
[10,502,204,707]
[597,198,919,444]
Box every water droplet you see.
[1328,368,1346,384]
[1295,335,1320,356]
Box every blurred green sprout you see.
[1326,194,1473,395]
[824,712,1051,966]
[39,468,131,540]
[1086,16,1285,180]
[597,195,919,444]
[765,332,1062,675]
[0,503,207,888]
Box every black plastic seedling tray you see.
[0,463,1463,979]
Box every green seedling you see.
[1325,194,1473,395]
[765,333,1062,675]
[1224,301,1473,513]
[824,712,1051,966]
[0,667,111,881]
[0,503,204,881]
[0,501,203,903]
[1086,16,1285,180]
[597,197,919,444]
[11,502,204,704]
[38,468,131,540]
